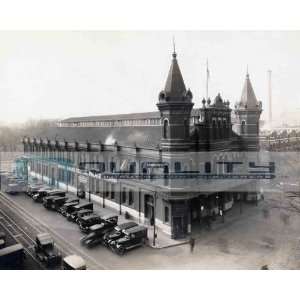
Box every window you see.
[111,184,115,199]
[205,162,211,173]
[163,119,169,139]
[164,206,169,223]
[129,190,134,206]
[174,162,181,173]
[110,161,116,173]
[129,162,136,173]
[122,188,127,204]
[241,121,246,134]
[184,119,189,138]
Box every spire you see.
[164,48,186,97]
[239,72,259,109]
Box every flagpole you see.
[206,59,209,99]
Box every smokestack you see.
[268,70,272,124]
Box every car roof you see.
[36,233,53,245]
[90,223,104,231]
[75,202,93,209]
[116,222,138,230]
[124,226,147,234]
[81,213,99,220]
[101,214,118,220]
[63,255,86,269]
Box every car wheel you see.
[117,246,125,256]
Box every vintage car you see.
[80,214,119,246]
[59,200,80,216]
[75,209,94,223]
[66,202,93,222]
[26,183,45,196]
[103,221,138,247]
[62,255,86,270]
[110,226,148,255]
[34,233,61,267]
[78,213,103,233]
[32,188,59,202]
[43,195,68,210]
[0,243,25,269]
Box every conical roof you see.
[239,73,259,109]
[164,52,186,97]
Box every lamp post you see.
[153,191,157,247]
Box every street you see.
[1,185,300,269]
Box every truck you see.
[0,243,25,269]
[34,233,62,267]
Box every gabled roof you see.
[239,73,259,109]
[164,52,186,96]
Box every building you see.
[23,48,262,239]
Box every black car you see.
[26,183,45,196]
[110,226,147,255]
[32,187,53,202]
[66,202,93,222]
[34,233,61,267]
[80,214,119,246]
[33,189,65,203]
[59,200,80,216]
[43,196,68,210]
[78,213,103,233]
[103,221,138,247]
[75,209,94,223]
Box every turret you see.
[157,49,194,151]
[234,72,262,150]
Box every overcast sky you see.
[0,31,299,124]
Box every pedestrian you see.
[189,237,195,253]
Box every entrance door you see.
[172,216,187,239]
[144,194,154,225]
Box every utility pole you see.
[268,70,272,125]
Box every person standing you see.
[189,237,195,253]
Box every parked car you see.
[66,202,93,222]
[77,188,86,199]
[59,200,80,216]
[26,183,46,196]
[103,221,138,247]
[0,243,25,269]
[34,233,61,267]
[62,255,86,270]
[80,214,119,246]
[31,187,53,202]
[110,226,148,255]
[43,196,68,210]
[78,213,103,233]
[75,209,94,223]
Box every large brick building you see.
[23,49,262,239]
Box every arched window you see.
[163,119,169,139]
[184,119,189,138]
[241,121,246,135]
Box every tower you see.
[234,72,262,151]
[157,49,194,151]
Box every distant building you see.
[23,49,262,239]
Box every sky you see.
[0,31,299,124]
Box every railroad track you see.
[0,207,45,270]
[0,192,106,269]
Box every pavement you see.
[2,181,300,269]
